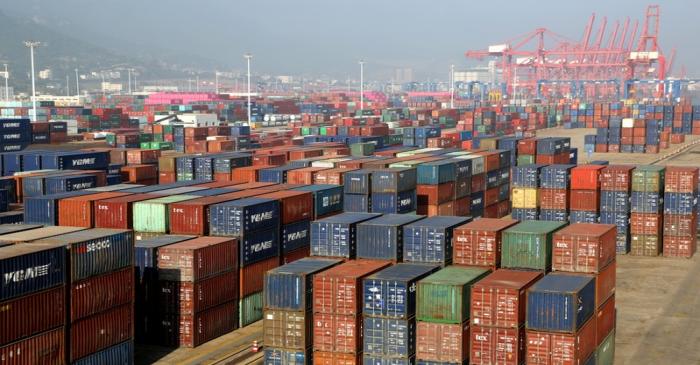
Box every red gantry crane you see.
[465,5,673,100]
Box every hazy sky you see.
[4,0,699,79]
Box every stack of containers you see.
[415,266,490,364]
[630,166,665,256]
[525,273,598,364]
[551,223,617,363]
[0,244,67,364]
[459,155,485,217]
[501,220,568,272]
[511,164,546,221]
[600,165,635,253]
[452,218,519,269]
[538,164,573,222]
[663,167,698,257]
[263,258,342,364]
[476,150,511,218]
[516,138,537,165]
[470,270,543,364]
[362,264,439,365]
[371,167,417,214]
[356,214,425,261]
[293,184,344,220]
[535,137,571,164]
[155,237,239,347]
[209,197,281,325]
[416,160,457,216]
[403,216,471,266]
[257,190,314,262]
[344,169,374,212]
[310,212,381,259]
[28,229,135,363]
[312,260,391,364]
[570,165,605,223]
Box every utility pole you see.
[244,53,253,125]
[359,60,365,111]
[196,74,200,92]
[127,68,132,94]
[3,64,8,101]
[215,71,219,94]
[66,74,70,96]
[75,68,80,96]
[450,64,455,108]
[24,41,41,122]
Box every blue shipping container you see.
[403,216,470,265]
[371,190,417,214]
[209,197,280,237]
[41,151,109,170]
[416,161,455,185]
[23,191,94,225]
[540,165,574,189]
[512,208,539,221]
[44,174,98,195]
[72,340,134,365]
[293,185,344,219]
[526,273,596,333]
[264,257,341,311]
[356,214,425,261]
[344,193,371,213]
[264,348,310,365]
[630,191,662,213]
[512,164,546,188]
[345,169,375,195]
[239,226,280,266]
[569,210,598,224]
[281,220,310,254]
[363,263,439,318]
[363,317,416,358]
[310,212,381,258]
[663,192,697,215]
[0,244,66,301]
[538,209,568,222]
[600,191,630,212]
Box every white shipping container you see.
[622,118,635,128]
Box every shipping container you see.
[372,168,417,193]
[471,269,543,328]
[209,197,280,237]
[356,214,425,261]
[264,348,311,365]
[344,169,375,195]
[416,266,490,324]
[24,190,95,225]
[552,223,617,273]
[501,221,568,271]
[264,257,342,311]
[311,213,381,258]
[158,270,238,315]
[403,216,471,265]
[157,300,238,348]
[313,259,392,315]
[58,192,132,227]
[631,165,665,192]
[470,325,525,365]
[240,256,279,297]
[257,190,314,224]
[264,309,312,350]
[0,285,65,346]
[157,236,237,281]
[363,316,416,358]
[72,340,133,365]
[526,273,596,333]
[416,321,469,363]
[0,328,65,365]
[600,165,634,191]
[525,317,596,365]
[71,267,133,322]
[69,304,133,361]
[372,190,417,214]
[453,218,518,268]
[293,185,344,219]
[363,263,439,318]
[94,193,158,229]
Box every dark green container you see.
[517,155,536,165]
[595,329,615,365]
[631,165,665,192]
[501,220,568,271]
[350,142,375,157]
[416,266,491,324]
[239,291,263,327]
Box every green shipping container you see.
[501,220,568,271]
[140,142,151,149]
[631,165,665,192]
[350,142,375,157]
[239,291,263,327]
[416,266,490,324]
[517,155,536,166]
[595,329,615,365]
[153,134,164,142]
[151,142,173,150]
[133,195,199,233]
[139,134,154,143]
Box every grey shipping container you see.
[264,257,342,311]
[363,263,440,318]
[345,169,375,195]
[357,214,425,261]
[372,168,417,193]
[310,213,381,258]
[403,216,471,265]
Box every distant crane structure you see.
[465,5,676,100]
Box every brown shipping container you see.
[232,165,270,183]
[470,325,525,365]
[70,304,133,362]
[240,256,279,297]
[121,165,158,182]
[159,171,177,184]
[257,190,313,224]
[71,267,134,322]
[287,167,329,185]
[313,260,392,315]
[58,192,132,227]
[314,168,358,185]
[539,188,568,210]
[0,328,65,365]
[596,295,616,347]
[552,223,616,273]
[593,260,616,308]
[600,165,634,191]
[664,214,697,237]
[127,149,161,165]
[158,270,238,315]
[160,300,238,348]
[525,317,596,365]
[263,309,312,350]
[0,286,65,346]
[631,234,661,256]
[569,190,600,212]
[630,213,662,235]
[169,189,271,235]
[157,237,238,282]
[313,313,362,353]
[663,236,696,258]
[416,321,469,363]
[94,193,158,229]
[417,182,455,205]
[158,155,178,172]
[313,351,361,365]
[471,269,543,328]
[282,245,310,264]
[665,166,699,193]
[453,218,519,268]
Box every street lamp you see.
[244,53,253,125]
[215,71,219,94]
[24,41,41,122]
[3,64,8,101]
[359,60,365,111]
[127,68,132,94]
[450,64,455,108]
[75,68,80,96]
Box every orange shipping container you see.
[59,192,132,227]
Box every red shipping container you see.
[416,321,469,363]
[313,313,362,353]
[159,171,177,184]
[670,134,685,144]
[630,213,662,235]
[0,285,65,346]
[570,165,605,190]
[456,196,471,217]
[159,300,238,348]
[482,203,499,218]
[569,190,599,212]
[475,151,500,172]
[157,237,238,282]
[314,168,357,185]
[158,270,238,315]
[663,236,696,258]
[484,187,499,207]
[663,214,697,237]
[539,188,568,210]
[313,351,361,365]
[419,201,456,217]
[417,182,455,205]
[70,304,133,362]
[552,223,616,273]
[596,295,616,347]
[453,218,519,268]
[600,165,634,191]
[253,153,286,166]
[257,190,313,224]
[239,256,279,297]
[525,317,596,365]
[517,139,537,155]
[665,166,699,193]
[126,149,161,165]
[470,325,525,365]
[121,164,158,182]
[0,328,65,365]
[94,193,158,229]
[71,267,133,322]
[282,245,310,264]
[59,192,132,227]
[185,140,208,154]
[471,270,543,328]
[471,173,486,193]
[535,154,555,164]
[232,165,269,183]
[287,167,329,185]
[313,260,391,315]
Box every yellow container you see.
[511,188,539,209]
